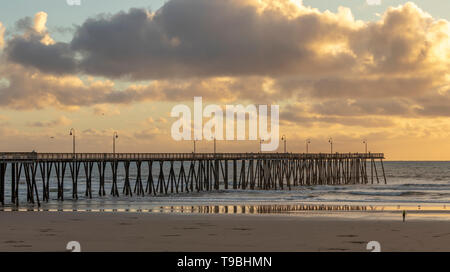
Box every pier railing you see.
[0,152,384,162]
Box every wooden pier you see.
[0,152,386,207]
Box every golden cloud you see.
[0,22,5,49]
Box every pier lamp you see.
[281,135,287,153]
[328,137,333,154]
[363,139,368,154]
[69,128,76,157]
[208,135,217,155]
[113,132,119,156]
[306,139,311,153]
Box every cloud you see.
[92,104,121,116]
[367,0,381,6]
[12,12,54,45]
[3,1,360,79]
[350,3,449,76]
[310,77,434,99]
[280,103,396,128]
[157,117,168,124]
[0,63,114,110]
[0,1,450,123]
[5,11,77,74]
[144,117,155,124]
[33,12,48,33]
[0,63,268,110]
[2,2,448,81]
[28,115,72,128]
[70,1,360,79]
[6,37,77,74]
[134,127,161,139]
[0,22,5,49]
[311,99,414,117]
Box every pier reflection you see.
[159,204,370,215]
[1,203,449,215]
[0,203,372,213]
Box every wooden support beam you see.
[380,159,387,185]
[224,160,228,190]
[97,161,106,196]
[110,161,119,197]
[177,162,186,193]
[11,163,16,204]
[157,161,166,194]
[83,162,93,199]
[123,161,132,196]
[372,159,380,184]
[69,161,80,200]
[0,163,5,205]
[133,160,145,196]
[168,161,176,194]
[146,161,156,195]
[233,160,237,189]
[214,159,219,190]
[31,163,40,207]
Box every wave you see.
[344,191,428,197]
[400,183,450,187]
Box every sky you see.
[0,0,450,160]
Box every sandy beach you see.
[1,212,450,252]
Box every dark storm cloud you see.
[6,35,77,74]
[69,0,354,79]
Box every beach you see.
[1,212,450,252]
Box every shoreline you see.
[1,211,450,252]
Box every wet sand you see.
[1,212,450,252]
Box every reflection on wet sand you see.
[154,204,450,215]
[1,203,449,216]
[175,204,371,215]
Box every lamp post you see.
[328,137,333,154]
[193,138,197,153]
[281,135,287,153]
[306,139,311,154]
[363,139,368,154]
[113,132,119,156]
[209,135,217,155]
[260,139,265,153]
[69,128,75,157]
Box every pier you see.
[0,152,386,207]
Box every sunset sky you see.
[1,0,450,160]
